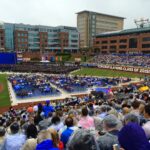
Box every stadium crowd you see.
[0,63,79,74]
[0,80,150,150]
[91,54,150,68]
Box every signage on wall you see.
[98,64,150,74]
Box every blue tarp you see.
[95,87,111,94]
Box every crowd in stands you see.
[0,79,150,150]
[91,54,150,68]
[0,63,79,74]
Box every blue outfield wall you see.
[0,53,17,64]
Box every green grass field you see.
[0,74,11,107]
[71,68,147,78]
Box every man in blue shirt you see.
[61,117,78,147]
[43,100,54,117]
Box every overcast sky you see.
[0,0,149,29]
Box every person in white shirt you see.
[2,122,26,150]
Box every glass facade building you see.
[1,22,79,53]
[5,23,14,51]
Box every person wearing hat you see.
[119,123,150,150]
[43,100,55,118]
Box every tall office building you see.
[77,10,125,48]
[0,22,79,53]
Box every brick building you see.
[0,22,5,51]
[0,22,79,53]
[93,27,150,53]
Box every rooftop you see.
[96,26,150,37]
[76,10,125,19]
[3,22,77,30]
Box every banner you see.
[97,64,150,74]
[23,58,31,62]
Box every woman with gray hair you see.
[67,129,100,150]
[97,114,120,150]
[123,113,140,125]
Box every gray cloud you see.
[0,0,149,29]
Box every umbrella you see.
[139,86,149,92]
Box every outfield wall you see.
[82,63,150,74]
[98,64,150,74]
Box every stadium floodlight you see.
[134,18,150,28]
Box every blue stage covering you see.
[95,87,111,94]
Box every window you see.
[129,38,137,48]
[71,40,78,43]
[119,45,127,49]
[142,37,150,42]
[120,39,127,43]
[102,46,107,49]
[92,24,95,28]
[92,15,96,19]
[102,40,108,44]
[71,35,78,38]
[92,20,95,23]
[92,29,95,33]
[96,41,100,44]
[110,46,116,49]
[142,44,150,48]
[48,29,52,32]
[109,50,116,53]
[110,40,117,44]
